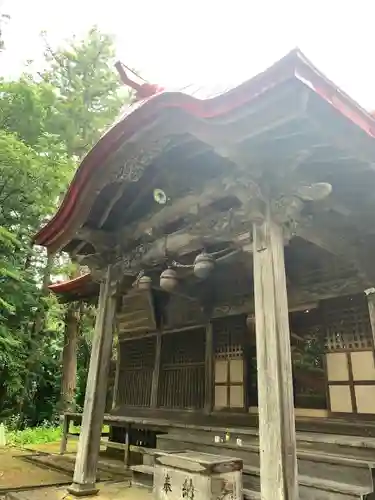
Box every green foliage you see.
[6,422,80,446]
[5,423,107,447]
[0,226,23,313]
[6,424,62,447]
[0,26,127,427]
[41,27,126,158]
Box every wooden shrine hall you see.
[38,50,375,499]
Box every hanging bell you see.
[193,252,215,279]
[137,275,152,291]
[160,268,178,292]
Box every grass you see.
[7,425,65,447]
[5,423,109,447]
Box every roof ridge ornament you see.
[115,61,165,102]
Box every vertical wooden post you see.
[252,208,298,500]
[204,322,214,414]
[112,331,120,410]
[365,288,375,348]
[68,265,117,497]
[150,331,162,408]
[60,414,69,455]
[124,424,130,467]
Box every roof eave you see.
[34,49,375,252]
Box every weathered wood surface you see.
[204,322,213,414]
[68,265,117,496]
[150,332,162,408]
[252,212,298,499]
[60,413,70,455]
[62,407,375,438]
[112,336,120,409]
[117,289,156,335]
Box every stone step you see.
[130,464,153,489]
[243,490,261,500]
[158,435,375,494]
[243,465,373,500]
[131,459,373,499]
[243,485,368,500]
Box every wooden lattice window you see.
[117,337,156,407]
[213,315,246,410]
[158,329,205,409]
[323,295,373,352]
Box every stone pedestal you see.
[153,451,242,500]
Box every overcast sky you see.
[1,0,374,109]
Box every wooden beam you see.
[253,210,298,499]
[68,265,117,497]
[124,177,232,241]
[75,227,116,251]
[98,183,128,228]
[204,322,214,414]
[74,197,255,271]
[114,203,263,274]
[100,138,210,231]
[116,170,267,250]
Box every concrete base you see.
[154,452,242,500]
[67,482,99,497]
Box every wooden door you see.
[323,295,375,415]
[326,350,375,414]
[212,315,247,411]
[214,357,244,409]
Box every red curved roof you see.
[34,49,375,251]
[49,273,92,295]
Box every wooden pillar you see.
[365,288,375,348]
[60,414,69,455]
[252,209,298,500]
[68,265,117,497]
[112,333,120,410]
[124,424,130,468]
[204,322,214,414]
[150,331,162,408]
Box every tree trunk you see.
[61,304,79,412]
[33,251,54,334]
[18,251,54,425]
[60,263,81,413]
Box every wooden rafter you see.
[295,217,372,284]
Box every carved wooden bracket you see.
[269,182,332,241]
